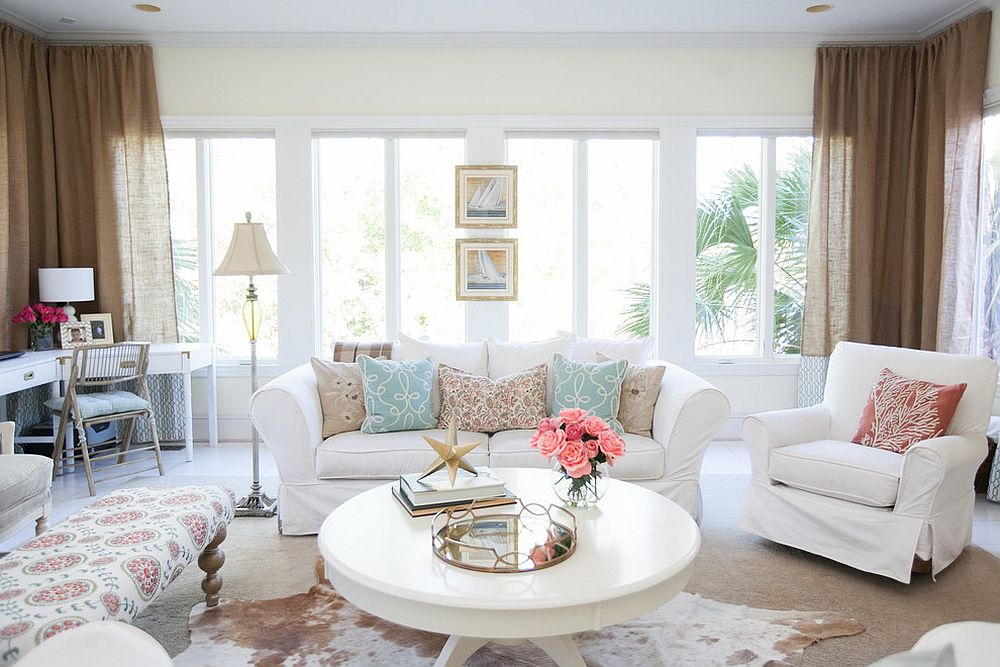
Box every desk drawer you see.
[0,362,58,395]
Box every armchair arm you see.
[651,363,731,483]
[894,435,988,518]
[250,363,324,485]
[743,404,831,482]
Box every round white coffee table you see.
[318,467,700,667]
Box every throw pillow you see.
[397,333,488,419]
[562,332,655,364]
[596,353,665,438]
[357,355,436,434]
[551,353,628,433]
[438,363,547,433]
[852,368,968,453]
[311,358,368,438]
[487,334,574,412]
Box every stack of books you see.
[392,467,515,517]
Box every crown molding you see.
[918,0,995,37]
[32,29,934,49]
[0,7,46,37]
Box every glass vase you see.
[30,328,54,351]
[550,459,610,508]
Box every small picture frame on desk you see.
[81,313,114,343]
[59,322,92,349]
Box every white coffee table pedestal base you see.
[436,635,584,667]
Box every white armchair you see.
[0,421,52,543]
[740,342,998,583]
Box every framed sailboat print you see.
[455,165,517,228]
[456,238,518,301]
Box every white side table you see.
[318,468,701,666]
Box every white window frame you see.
[312,131,468,348]
[505,130,659,339]
[691,129,812,370]
[163,115,811,379]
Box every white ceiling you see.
[0,0,992,46]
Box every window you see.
[165,135,278,359]
[975,112,1000,360]
[507,135,656,341]
[316,135,465,350]
[695,134,812,358]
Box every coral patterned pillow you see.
[852,368,968,453]
[438,363,547,433]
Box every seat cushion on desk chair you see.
[44,391,151,420]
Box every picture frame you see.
[81,313,114,344]
[455,165,517,229]
[455,238,518,301]
[59,322,93,349]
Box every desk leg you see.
[183,370,194,462]
[208,362,218,448]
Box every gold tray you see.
[431,498,577,573]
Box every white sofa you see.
[740,342,998,583]
[251,347,730,535]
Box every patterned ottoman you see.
[0,486,235,665]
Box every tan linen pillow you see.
[311,358,368,438]
[597,353,665,438]
[438,363,547,433]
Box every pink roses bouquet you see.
[531,408,626,504]
[11,303,68,336]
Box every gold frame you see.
[81,313,115,344]
[455,165,517,229]
[455,237,518,301]
[59,321,93,349]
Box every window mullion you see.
[196,138,216,348]
[385,138,402,340]
[759,137,777,360]
[573,139,589,336]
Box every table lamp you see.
[214,212,289,518]
[38,268,95,322]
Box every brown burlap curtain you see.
[0,24,177,348]
[802,12,991,356]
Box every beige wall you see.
[154,46,815,117]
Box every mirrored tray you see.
[431,498,577,573]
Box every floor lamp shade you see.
[213,218,289,277]
[38,268,95,303]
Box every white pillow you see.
[559,331,654,364]
[397,333,488,419]
[487,334,573,378]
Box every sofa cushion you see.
[357,355,436,434]
[770,439,904,507]
[316,429,490,479]
[438,364,547,433]
[397,334,488,419]
[44,391,150,420]
[551,354,628,433]
[487,429,665,481]
[562,332,654,364]
[311,358,368,438]
[597,353,665,437]
[0,454,52,516]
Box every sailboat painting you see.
[456,165,517,228]
[456,238,518,301]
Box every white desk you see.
[0,343,217,463]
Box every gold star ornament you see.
[419,415,480,486]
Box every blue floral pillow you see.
[551,353,628,434]
[357,355,436,434]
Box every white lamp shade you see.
[38,268,95,302]
[214,222,289,277]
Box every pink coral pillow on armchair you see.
[852,368,968,453]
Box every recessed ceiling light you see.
[133,3,162,12]
[58,16,77,24]
[805,4,834,12]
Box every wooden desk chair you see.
[46,343,164,496]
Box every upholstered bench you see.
[0,485,235,665]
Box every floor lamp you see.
[214,212,289,518]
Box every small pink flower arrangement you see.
[531,408,626,505]
[11,303,68,349]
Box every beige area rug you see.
[172,559,863,667]
[128,474,1000,666]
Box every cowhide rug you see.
[174,560,863,666]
